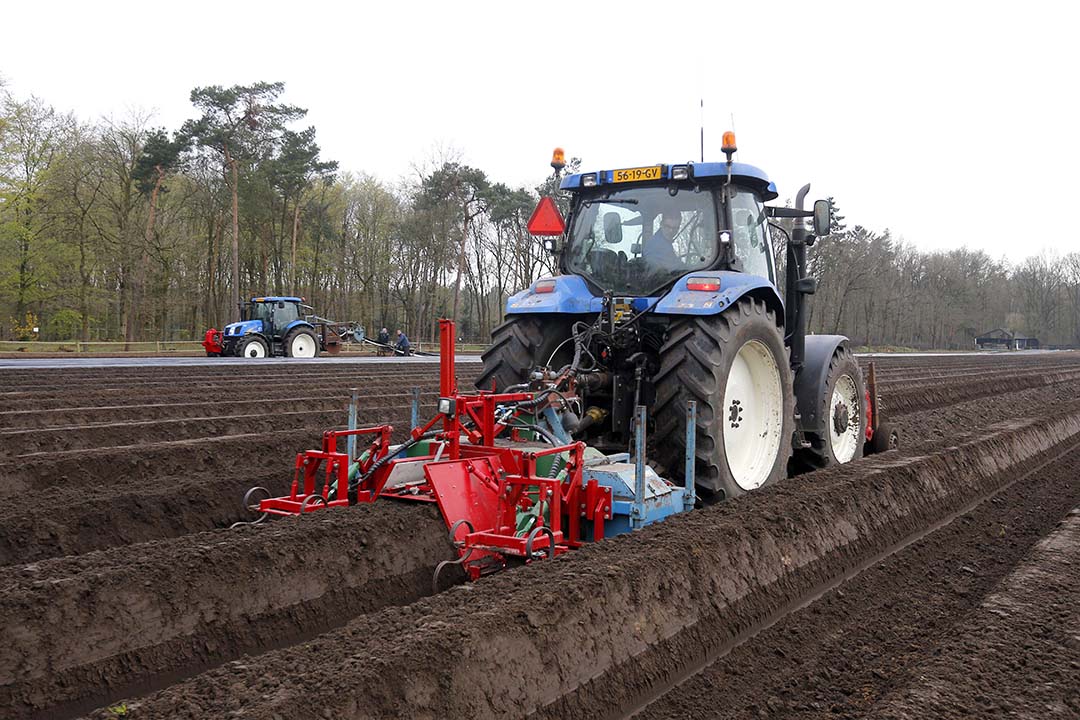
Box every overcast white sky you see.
[2,0,1077,262]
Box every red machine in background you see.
[202,328,224,356]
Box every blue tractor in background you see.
[207,296,363,358]
[477,136,895,502]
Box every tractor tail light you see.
[534,280,556,294]
[686,277,721,292]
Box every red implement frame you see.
[202,328,223,355]
[257,318,613,577]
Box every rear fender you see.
[506,275,603,315]
[793,335,848,434]
[282,320,316,336]
[652,272,784,322]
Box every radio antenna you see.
[699,98,704,162]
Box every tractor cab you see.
[241,297,303,336]
[561,165,779,296]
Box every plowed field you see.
[1,353,1077,719]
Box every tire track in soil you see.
[876,366,1080,416]
[868,510,1080,720]
[0,391,432,430]
[634,434,1080,719]
[81,402,1080,720]
[0,404,430,498]
[0,376,444,411]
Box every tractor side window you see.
[729,190,771,281]
[273,302,299,332]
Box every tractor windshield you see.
[566,186,718,295]
[245,302,272,323]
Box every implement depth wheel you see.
[652,298,795,501]
[800,346,867,469]
[869,422,899,454]
[285,328,318,358]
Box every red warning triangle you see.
[527,197,566,236]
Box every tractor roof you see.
[561,161,778,201]
[250,296,304,303]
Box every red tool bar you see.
[439,317,456,396]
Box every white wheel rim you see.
[291,334,316,358]
[722,339,784,491]
[829,374,861,463]
[245,341,266,358]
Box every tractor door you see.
[271,301,300,339]
[251,302,273,335]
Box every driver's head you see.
[661,211,681,239]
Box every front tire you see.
[238,336,269,359]
[652,298,795,500]
[285,328,318,358]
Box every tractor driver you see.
[642,211,685,273]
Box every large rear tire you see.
[285,328,319,358]
[652,298,795,501]
[476,315,575,391]
[800,346,866,469]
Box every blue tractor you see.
[478,137,895,501]
[217,296,324,358]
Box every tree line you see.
[1,80,1077,348]
[772,202,1080,349]
[0,81,557,345]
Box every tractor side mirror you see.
[813,200,831,237]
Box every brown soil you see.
[0,502,453,719]
[0,353,1076,720]
[82,402,1080,719]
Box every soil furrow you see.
[0,403,426,499]
[635,438,1080,719]
[83,403,1080,719]
[0,391,436,430]
[0,395,438,456]
[0,502,454,720]
[868,510,1080,719]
